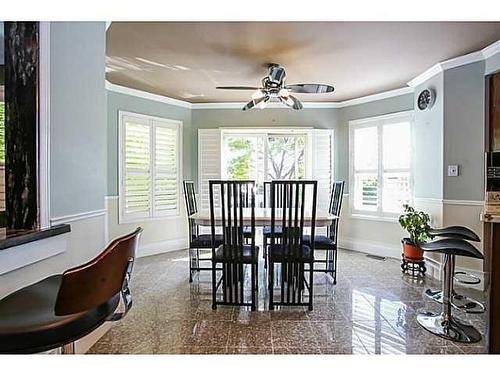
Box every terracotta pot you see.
[401,238,424,261]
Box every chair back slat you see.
[271,180,317,259]
[209,180,256,259]
[328,181,345,243]
[55,227,143,316]
[183,180,198,241]
[264,181,284,208]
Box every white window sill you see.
[349,213,400,223]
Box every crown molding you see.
[482,40,500,59]
[408,39,500,87]
[106,81,192,109]
[338,86,414,107]
[106,79,413,110]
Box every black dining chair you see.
[303,181,344,284]
[209,180,259,311]
[183,180,224,282]
[268,180,317,311]
[0,228,142,354]
[262,181,284,267]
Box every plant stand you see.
[401,254,426,278]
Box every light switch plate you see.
[448,165,459,177]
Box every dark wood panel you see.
[490,73,500,151]
[488,223,500,353]
[4,22,39,229]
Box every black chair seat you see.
[243,226,253,237]
[0,275,119,354]
[214,245,260,263]
[190,234,223,248]
[302,235,335,249]
[417,239,484,259]
[268,244,314,262]
[428,226,480,242]
[263,225,283,236]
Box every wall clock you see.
[417,88,436,111]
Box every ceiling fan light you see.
[283,96,295,107]
[278,88,290,97]
[251,89,265,100]
[257,98,269,109]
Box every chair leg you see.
[333,248,338,285]
[61,342,75,354]
[269,261,274,310]
[212,260,217,310]
[189,248,193,283]
[251,262,257,311]
[308,261,314,311]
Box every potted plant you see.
[398,204,431,260]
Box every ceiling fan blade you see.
[216,86,261,90]
[288,95,303,110]
[243,95,269,111]
[279,94,303,110]
[285,84,335,94]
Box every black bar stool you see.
[424,226,485,314]
[417,231,483,343]
[0,228,142,354]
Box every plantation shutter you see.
[198,129,221,209]
[153,121,179,217]
[120,112,181,222]
[311,129,334,211]
[121,115,152,220]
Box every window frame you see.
[118,110,183,224]
[348,111,414,220]
[220,127,313,181]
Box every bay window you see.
[349,111,413,218]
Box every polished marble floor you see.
[89,248,488,354]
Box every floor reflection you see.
[89,248,488,354]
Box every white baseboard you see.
[138,238,188,258]
[338,237,401,259]
[424,255,485,291]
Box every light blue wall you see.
[107,91,192,196]
[413,73,444,199]
[443,61,485,201]
[50,22,107,216]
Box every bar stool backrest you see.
[328,181,344,243]
[270,180,318,257]
[55,227,143,316]
[209,180,256,256]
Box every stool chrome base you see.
[417,311,482,343]
[425,289,485,314]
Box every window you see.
[198,128,334,210]
[119,111,182,222]
[349,111,413,218]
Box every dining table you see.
[190,207,338,227]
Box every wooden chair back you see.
[54,227,143,316]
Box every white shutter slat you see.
[154,124,179,216]
[198,129,221,209]
[123,122,151,217]
[312,129,334,211]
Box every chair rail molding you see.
[50,209,107,226]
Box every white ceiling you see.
[106,22,500,103]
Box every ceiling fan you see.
[216,63,335,111]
